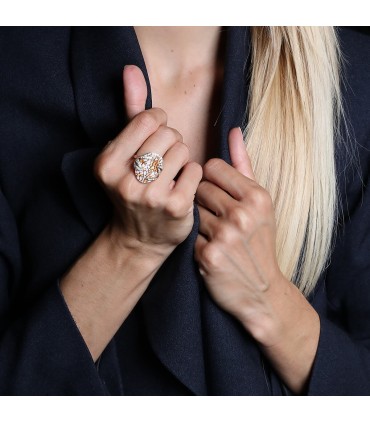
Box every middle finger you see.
[134,125,183,159]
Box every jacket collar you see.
[65,27,256,395]
[70,26,152,146]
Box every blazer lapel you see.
[62,27,153,236]
[201,28,272,395]
[61,147,111,235]
[70,26,152,146]
[140,27,262,396]
[217,27,251,162]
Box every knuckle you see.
[163,126,183,143]
[201,243,222,270]
[176,141,190,160]
[204,158,224,175]
[252,187,272,211]
[94,153,112,184]
[192,162,203,181]
[165,195,187,218]
[228,206,250,231]
[157,125,174,140]
[135,111,158,133]
[153,107,168,123]
[175,130,184,143]
[158,126,174,142]
[215,223,238,244]
[197,180,208,193]
[194,181,206,203]
[117,177,133,200]
[143,187,163,209]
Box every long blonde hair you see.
[245,27,342,296]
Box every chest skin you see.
[136,29,227,167]
[149,67,224,166]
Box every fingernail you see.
[123,64,134,71]
[199,267,206,277]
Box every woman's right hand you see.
[60,65,202,361]
[94,65,203,259]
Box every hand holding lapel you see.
[60,65,149,237]
[195,127,289,342]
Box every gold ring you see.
[133,152,164,184]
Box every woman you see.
[0,26,369,395]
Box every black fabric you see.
[0,27,369,395]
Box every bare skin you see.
[134,26,224,166]
[194,135,320,394]
[60,27,320,394]
[60,66,203,360]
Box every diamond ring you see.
[133,152,164,184]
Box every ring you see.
[133,152,164,184]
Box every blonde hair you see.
[245,27,342,296]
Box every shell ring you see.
[133,152,164,184]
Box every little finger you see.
[153,142,191,189]
[171,161,203,204]
[161,161,203,218]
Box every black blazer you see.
[0,27,370,395]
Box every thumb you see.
[228,127,255,181]
[123,65,148,120]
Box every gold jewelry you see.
[133,152,164,184]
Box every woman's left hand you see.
[195,127,321,393]
[194,127,289,345]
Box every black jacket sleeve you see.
[307,177,370,395]
[0,189,108,395]
[306,27,370,395]
[0,27,111,395]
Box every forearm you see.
[60,224,167,362]
[242,279,320,394]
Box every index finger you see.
[203,158,257,201]
[106,107,168,161]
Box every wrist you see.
[59,222,169,362]
[240,276,317,349]
[103,222,173,267]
